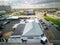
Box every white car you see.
[41,36,47,44]
[20,19,25,23]
[40,34,47,44]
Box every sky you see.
[0,0,60,8]
[9,0,60,5]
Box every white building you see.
[8,19,47,43]
[24,9,35,15]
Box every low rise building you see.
[24,9,35,15]
[8,19,47,43]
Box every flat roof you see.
[22,21,43,36]
[7,16,19,19]
[12,24,25,36]
[11,20,43,36]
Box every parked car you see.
[48,23,51,27]
[20,19,25,23]
[40,33,47,44]
[0,16,2,18]
[3,20,11,25]
[56,27,60,31]
[0,24,5,29]
[41,36,47,44]
[0,17,6,21]
[41,22,45,24]
[43,24,48,30]
[0,31,3,38]
[49,21,54,25]
[53,24,60,31]
[39,19,43,22]
[53,24,59,27]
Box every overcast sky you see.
[0,0,60,8]
[9,0,60,5]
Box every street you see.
[36,11,60,45]
[0,11,60,45]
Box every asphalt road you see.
[36,11,60,40]
[36,11,60,45]
[0,20,20,34]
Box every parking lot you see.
[0,20,20,38]
[0,11,60,45]
[0,19,42,44]
[43,18,60,45]
[0,19,53,45]
[36,11,60,45]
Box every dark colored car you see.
[41,22,45,24]
[0,31,3,38]
[43,24,48,30]
[39,19,43,22]
[3,20,11,25]
[49,21,54,25]
[56,27,60,31]
[0,24,5,29]
[0,25,4,38]
[0,17,6,21]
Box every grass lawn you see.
[44,16,60,27]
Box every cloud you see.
[0,0,8,1]
[9,0,60,5]
[11,2,60,9]
[1,0,60,8]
